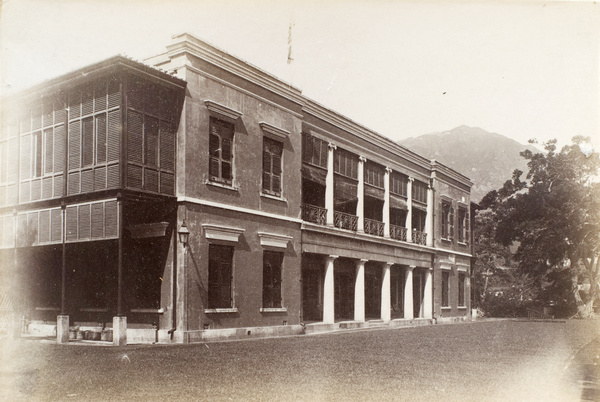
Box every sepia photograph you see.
[0,0,599,400]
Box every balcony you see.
[364,218,384,237]
[390,225,407,242]
[412,229,427,245]
[302,204,327,225]
[334,211,358,231]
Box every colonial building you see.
[0,33,472,344]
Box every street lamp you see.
[178,220,190,248]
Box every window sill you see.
[260,307,287,313]
[260,192,286,203]
[204,308,239,314]
[458,306,467,309]
[458,241,468,246]
[441,306,451,310]
[130,308,164,314]
[206,180,238,192]
[441,238,452,243]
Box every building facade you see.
[0,33,472,344]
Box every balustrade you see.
[334,211,358,231]
[301,204,327,225]
[412,229,427,245]
[364,218,384,236]
[390,224,407,241]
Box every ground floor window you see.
[458,272,466,307]
[208,244,233,309]
[442,271,450,307]
[263,251,283,308]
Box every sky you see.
[1,0,599,150]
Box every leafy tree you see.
[478,136,600,317]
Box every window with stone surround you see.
[442,270,450,307]
[209,117,234,185]
[208,244,234,309]
[262,137,283,196]
[262,251,283,309]
[458,272,466,307]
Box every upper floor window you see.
[262,137,283,196]
[412,180,428,203]
[334,148,358,180]
[364,161,384,188]
[458,206,469,244]
[209,117,234,185]
[441,201,454,241]
[302,132,327,169]
[390,172,408,197]
[458,272,466,306]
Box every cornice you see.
[431,159,473,188]
[164,33,305,106]
[259,122,291,139]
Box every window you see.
[412,180,428,203]
[44,129,53,175]
[458,207,469,244]
[334,148,358,179]
[458,273,466,306]
[144,116,159,167]
[262,137,283,196]
[262,251,283,308]
[364,161,384,188]
[442,271,450,307]
[441,201,454,241]
[390,172,408,197]
[302,132,328,168]
[33,131,43,178]
[209,117,234,184]
[208,244,233,309]
[82,118,94,167]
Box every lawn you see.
[2,319,598,401]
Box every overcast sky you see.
[1,0,598,150]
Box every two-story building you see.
[0,33,472,344]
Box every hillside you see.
[398,125,538,202]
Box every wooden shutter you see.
[127,111,143,164]
[68,120,81,170]
[107,111,120,162]
[96,114,107,164]
[20,134,31,179]
[159,122,174,171]
[208,245,233,308]
[54,125,65,174]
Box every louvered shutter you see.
[127,111,143,163]
[68,121,81,170]
[20,134,31,179]
[96,114,106,164]
[159,123,174,171]
[262,147,271,192]
[449,207,455,241]
[65,206,77,241]
[54,125,65,175]
[39,210,50,243]
[221,137,232,181]
[78,204,91,240]
[107,111,120,162]
[51,208,62,242]
[94,83,107,112]
[144,116,159,166]
[82,89,93,116]
[107,80,120,109]
[44,129,53,174]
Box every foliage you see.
[476,136,600,318]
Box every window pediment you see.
[204,100,242,122]
[258,232,292,249]
[259,122,290,140]
[203,224,244,243]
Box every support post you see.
[357,156,366,233]
[404,266,415,320]
[381,263,392,322]
[406,177,414,242]
[323,255,338,324]
[423,268,433,319]
[383,167,391,238]
[354,259,367,322]
[325,143,336,226]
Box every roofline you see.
[2,55,187,103]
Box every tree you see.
[479,136,600,317]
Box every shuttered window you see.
[412,180,428,203]
[208,244,233,309]
[442,271,450,307]
[441,201,454,241]
[144,116,159,167]
[302,132,328,168]
[262,137,283,196]
[82,118,94,167]
[208,117,234,185]
[458,273,466,306]
[334,148,358,179]
[262,251,283,308]
[390,172,408,197]
[458,206,469,244]
[365,161,384,189]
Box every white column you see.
[404,266,414,319]
[354,259,367,322]
[381,262,392,322]
[323,255,338,324]
[426,177,434,247]
[406,177,413,242]
[357,156,366,233]
[325,143,336,226]
[423,268,433,319]
[383,167,391,238]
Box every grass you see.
[1,319,598,401]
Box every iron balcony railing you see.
[302,204,327,225]
[390,224,407,241]
[334,211,358,231]
[412,229,427,245]
[364,218,384,237]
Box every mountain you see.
[398,125,538,202]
